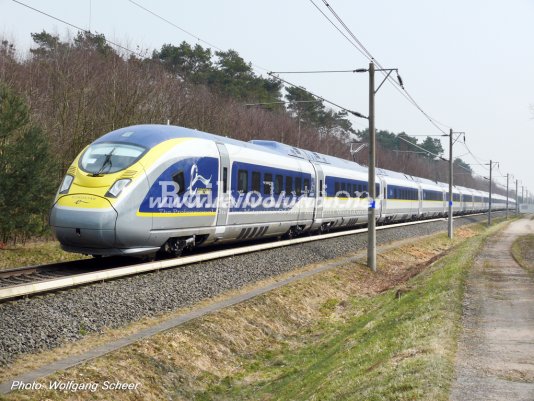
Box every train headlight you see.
[59,175,74,195]
[106,179,131,198]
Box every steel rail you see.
[0,213,498,301]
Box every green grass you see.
[1,222,508,401]
[195,223,505,401]
[511,234,534,271]
[0,241,87,269]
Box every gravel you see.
[0,213,502,366]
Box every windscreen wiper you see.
[93,148,115,176]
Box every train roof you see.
[95,124,369,172]
[94,125,495,197]
[248,140,368,172]
[95,124,252,150]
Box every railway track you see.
[0,257,141,289]
[0,213,503,302]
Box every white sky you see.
[1,0,533,196]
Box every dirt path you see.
[450,218,534,401]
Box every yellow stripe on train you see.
[136,211,217,217]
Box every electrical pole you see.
[488,160,493,226]
[506,173,509,219]
[367,61,377,272]
[448,128,453,239]
[516,179,519,214]
[522,186,524,208]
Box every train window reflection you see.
[80,142,145,175]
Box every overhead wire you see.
[308,0,370,60]
[12,0,367,126]
[311,0,515,185]
[267,73,367,119]
[127,0,271,73]
[166,8,502,185]
[13,0,509,185]
[312,0,451,135]
[127,0,221,51]
[11,0,146,58]
[460,141,490,171]
[396,135,445,161]
[126,0,368,119]
[319,0,374,60]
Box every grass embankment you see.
[511,234,534,271]
[0,241,87,270]
[4,221,509,401]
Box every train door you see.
[215,142,230,226]
[380,181,387,220]
[376,177,385,220]
[295,163,307,225]
[418,185,423,216]
[312,163,324,224]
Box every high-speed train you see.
[50,124,514,257]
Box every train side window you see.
[285,176,293,195]
[275,174,283,195]
[264,173,272,195]
[222,167,228,193]
[251,171,261,192]
[303,178,310,196]
[237,169,248,193]
[335,182,340,195]
[295,177,302,196]
[319,179,323,196]
[341,182,346,193]
[172,171,186,196]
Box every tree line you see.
[0,31,507,243]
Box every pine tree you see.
[0,84,56,243]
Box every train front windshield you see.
[79,143,146,175]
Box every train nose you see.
[50,194,118,251]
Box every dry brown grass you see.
[0,225,482,401]
[511,234,534,271]
[0,241,88,270]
